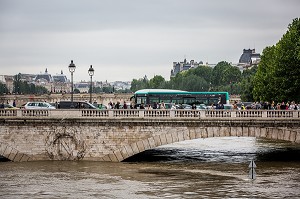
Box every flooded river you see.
[1,137,300,198]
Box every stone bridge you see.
[0,109,299,162]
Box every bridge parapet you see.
[0,109,299,119]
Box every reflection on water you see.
[1,137,300,198]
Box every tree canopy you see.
[130,62,242,94]
[253,18,300,102]
[13,73,48,95]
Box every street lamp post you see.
[68,60,76,107]
[88,65,94,103]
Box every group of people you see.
[107,101,130,109]
[232,101,299,110]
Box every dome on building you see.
[34,68,53,82]
[53,70,68,83]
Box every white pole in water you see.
[248,159,257,180]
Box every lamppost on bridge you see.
[68,60,76,107]
[88,65,94,103]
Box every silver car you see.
[24,102,56,109]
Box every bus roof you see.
[135,89,228,95]
[135,89,188,94]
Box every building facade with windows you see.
[170,59,204,77]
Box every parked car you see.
[58,101,97,109]
[162,103,176,109]
[196,104,208,110]
[3,104,18,109]
[223,104,233,110]
[175,104,192,109]
[24,102,56,109]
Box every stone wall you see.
[0,117,299,162]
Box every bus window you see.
[171,98,181,104]
[208,98,220,106]
[149,97,159,104]
[183,97,195,105]
[196,98,209,105]
[161,98,171,103]
[137,97,147,105]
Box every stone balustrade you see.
[0,109,299,118]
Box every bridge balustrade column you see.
[170,110,175,118]
[262,111,267,118]
[108,110,114,118]
[139,110,144,117]
[231,111,236,117]
[17,109,22,117]
[293,111,298,118]
[199,110,206,119]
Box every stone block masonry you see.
[0,117,299,162]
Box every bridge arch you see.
[0,142,32,162]
[102,126,300,162]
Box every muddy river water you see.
[1,137,300,198]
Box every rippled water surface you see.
[1,137,300,198]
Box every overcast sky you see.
[0,0,299,82]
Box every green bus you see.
[132,89,230,107]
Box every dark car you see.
[58,101,97,109]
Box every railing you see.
[22,109,49,117]
[145,110,170,117]
[0,109,299,118]
[0,109,17,117]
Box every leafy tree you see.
[102,86,114,93]
[211,61,229,86]
[240,66,257,101]
[185,65,213,83]
[274,18,300,102]
[130,76,149,92]
[211,61,241,87]
[253,46,277,101]
[131,61,241,94]
[253,18,300,102]
[149,75,165,89]
[34,85,48,95]
[13,73,22,94]
[183,75,209,91]
[0,82,8,95]
[13,73,48,95]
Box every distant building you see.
[238,49,261,69]
[111,81,131,91]
[170,59,204,77]
[34,68,53,83]
[53,70,68,83]
[52,70,69,93]
[1,67,132,94]
[32,68,52,91]
[74,81,90,93]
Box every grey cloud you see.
[0,0,299,81]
